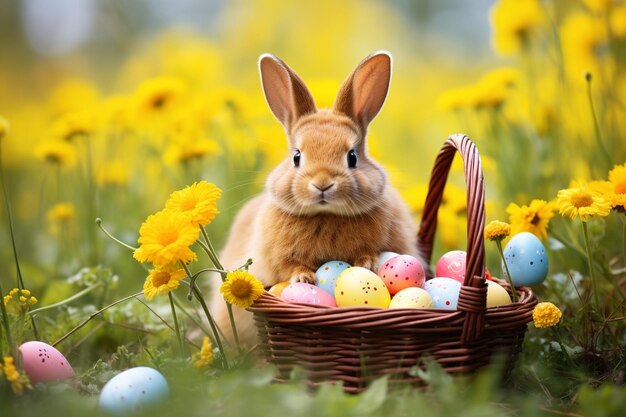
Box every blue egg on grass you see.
[99,367,169,414]
[315,261,351,296]
[503,232,548,286]
[423,277,461,310]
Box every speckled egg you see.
[281,282,337,307]
[389,287,433,309]
[435,250,467,283]
[99,367,169,414]
[19,341,75,384]
[375,251,400,271]
[377,255,425,295]
[315,261,351,296]
[503,232,548,286]
[423,277,462,310]
[268,281,290,297]
[486,280,512,307]
[335,267,391,308]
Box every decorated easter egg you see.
[423,277,462,310]
[335,267,391,308]
[281,282,336,307]
[389,287,433,309]
[377,255,425,295]
[268,281,290,297]
[99,367,169,414]
[19,341,75,384]
[503,232,548,286]
[486,280,512,308]
[315,261,351,295]
[435,250,467,283]
[375,251,400,271]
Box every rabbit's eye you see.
[347,149,357,168]
[293,150,301,167]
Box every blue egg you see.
[315,261,351,296]
[503,232,548,286]
[99,367,169,414]
[423,277,461,310]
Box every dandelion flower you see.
[557,182,611,221]
[133,210,199,267]
[220,271,264,309]
[165,181,222,227]
[0,356,32,395]
[142,267,187,301]
[605,162,626,209]
[490,0,544,55]
[484,220,511,241]
[134,76,186,115]
[506,199,554,240]
[47,202,76,222]
[533,302,562,328]
[193,336,214,368]
[0,115,9,140]
[34,140,78,167]
[52,110,95,141]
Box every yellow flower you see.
[484,220,511,241]
[96,161,129,186]
[9,288,18,296]
[506,199,555,240]
[165,181,222,227]
[557,182,612,221]
[142,267,187,301]
[533,302,562,328]
[193,336,214,368]
[28,296,38,306]
[490,0,544,55]
[133,209,200,267]
[3,295,11,305]
[582,0,619,13]
[0,356,32,395]
[34,140,78,167]
[163,132,222,166]
[47,202,76,222]
[220,270,265,309]
[52,110,96,141]
[0,115,9,140]
[560,13,608,81]
[605,162,626,209]
[133,76,187,116]
[20,289,30,297]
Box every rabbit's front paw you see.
[353,254,379,272]
[289,266,317,284]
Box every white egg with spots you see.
[389,287,433,309]
[99,367,169,414]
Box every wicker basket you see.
[248,134,538,393]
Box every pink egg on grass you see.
[377,254,425,295]
[281,282,336,307]
[435,250,467,283]
[19,341,75,384]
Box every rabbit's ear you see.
[334,51,392,132]
[259,54,316,131]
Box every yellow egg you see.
[486,280,512,307]
[268,281,290,297]
[389,287,433,309]
[335,267,390,308]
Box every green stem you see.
[581,221,600,312]
[168,292,184,356]
[200,227,224,270]
[622,213,626,267]
[0,147,25,290]
[28,284,103,315]
[496,240,518,302]
[0,282,15,355]
[551,327,576,368]
[585,73,612,170]
[53,291,143,347]
[84,136,100,265]
[96,218,137,251]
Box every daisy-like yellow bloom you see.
[220,270,264,309]
[34,140,78,167]
[484,220,511,241]
[557,182,612,221]
[560,13,607,81]
[0,356,32,395]
[165,181,222,227]
[506,199,555,240]
[142,267,187,301]
[193,336,214,368]
[52,110,95,141]
[0,115,9,140]
[134,75,187,116]
[163,138,222,166]
[533,302,562,328]
[47,202,76,222]
[490,0,544,55]
[606,162,626,209]
[133,210,199,267]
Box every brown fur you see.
[210,52,419,346]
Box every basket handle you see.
[417,134,487,344]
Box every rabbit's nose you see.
[311,182,335,192]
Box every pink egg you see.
[19,341,75,384]
[377,255,425,295]
[281,282,336,307]
[435,250,467,283]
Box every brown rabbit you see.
[211,51,419,346]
